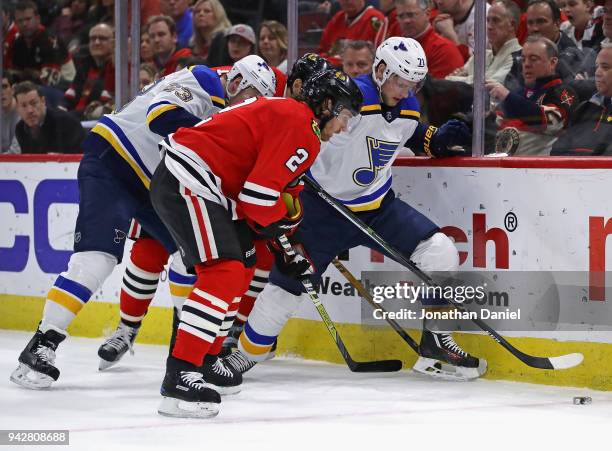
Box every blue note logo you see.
[352,136,399,186]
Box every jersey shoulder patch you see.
[189,65,226,108]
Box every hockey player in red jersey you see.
[95,55,277,371]
[151,69,363,418]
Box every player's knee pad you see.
[63,251,117,293]
[239,283,303,361]
[411,232,459,273]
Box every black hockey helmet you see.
[300,69,363,121]
[286,53,332,88]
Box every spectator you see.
[434,0,489,61]
[8,1,76,89]
[562,0,605,49]
[505,0,586,90]
[318,0,385,57]
[598,0,612,44]
[161,0,193,48]
[377,0,402,41]
[396,0,465,78]
[64,23,114,118]
[147,15,193,76]
[139,63,158,90]
[51,0,90,55]
[140,30,155,65]
[258,20,288,73]
[551,43,612,154]
[486,35,578,155]
[14,81,86,154]
[341,40,375,78]
[447,0,522,84]
[1,74,21,154]
[2,5,19,72]
[189,0,231,60]
[220,24,257,66]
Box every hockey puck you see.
[573,396,592,405]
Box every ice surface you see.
[1,330,610,450]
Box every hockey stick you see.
[331,258,419,354]
[303,175,584,370]
[277,235,402,373]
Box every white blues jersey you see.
[308,74,420,212]
[91,65,225,188]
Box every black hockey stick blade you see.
[348,359,403,372]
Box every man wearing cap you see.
[147,14,193,76]
[226,24,257,64]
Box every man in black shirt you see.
[14,81,85,154]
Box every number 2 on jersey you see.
[285,148,309,172]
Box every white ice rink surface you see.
[1,330,611,451]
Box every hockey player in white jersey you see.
[224,37,487,381]
[10,55,276,390]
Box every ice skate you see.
[413,330,487,381]
[10,327,67,389]
[199,354,242,395]
[158,356,221,418]
[97,322,140,370]
[222,349,258,375]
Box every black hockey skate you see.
[199,354,242,395]
[10,327,66,389]
[158,356,221,418]
[413,330,487,381]
[222,349,258,375]
[97,322,140,370]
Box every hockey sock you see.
[236,239,273,324]
[42,251,116,332]
[171,260,249,366]
[119,238,169,326]
[208,266,255,356]
[168,267,196,314]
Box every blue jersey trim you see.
[98,116,154,180]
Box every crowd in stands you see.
[1,0,611,155]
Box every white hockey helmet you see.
[226,54,276,98]
[372,37,428,91]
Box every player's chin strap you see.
[301,175,584,371]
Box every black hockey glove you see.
[427,119,472,157]
[249,218,301,239]
[268,232,314,280]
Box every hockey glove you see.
[248,190,304,239]
[268,232,314,280]
[427,119,471,158]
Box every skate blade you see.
[158,396,220,419]
[203,383,241,396]
[98,358,118,371]
[412,357,485,382]
[9,363,54,389]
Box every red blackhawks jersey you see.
[319,6,385,55]
[162,96,321,227]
